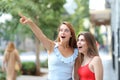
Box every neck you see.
[84,55,89,60]
[83,53,93,61]
[83,53,89,60]
[59,42,70,49]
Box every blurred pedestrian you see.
[19,14,78,80]
[2,42,21,80]
[74,32,103,80]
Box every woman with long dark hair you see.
[74,32,103,80]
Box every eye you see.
[81,39,85,42]
[65,29,70,32]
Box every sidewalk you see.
[99,50,116,80]
[17,50,116,80]
[17,68,48,80]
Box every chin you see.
[78,51,82,53]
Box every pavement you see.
[17,68,48,80]
[99,50,116,80]
[16,50,117,80]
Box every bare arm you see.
[15,49,22,68]
[74,59,80,80]
[74,68,79,80]
[93,56,103,80]
[19,14,54,52]
[2,51,7,71]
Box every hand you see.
[19,13,32,24]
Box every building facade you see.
[111,0,120,80]
[90,0,120,79]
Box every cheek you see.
[77,42,79,47]
[66,34,72,39]
[58,32,61,37]
[66,31,71,35]
[84,45,88,50]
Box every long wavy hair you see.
[56,21,77,48]
[4,42,16,62]
[6,42,15,52]
[74,32,99,80]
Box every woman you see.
[74,32,103,80]
[19,14,78,80]
[2,42,21,80]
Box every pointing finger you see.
[18,13,26,19]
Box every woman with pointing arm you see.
[19,14,78,80]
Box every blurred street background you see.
[0,0,120,80]
[0,49,117,80]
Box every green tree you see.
[63,0,89,35]
[74,0,89,34]
[0,0,90,75]
[0,0,66,75]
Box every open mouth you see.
[78,46,82,49]
[61,36,66,39]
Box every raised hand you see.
[18,13,53,51]
[19,13,32,24]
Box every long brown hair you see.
[56,21,77,48]
[6,42,15,52]
[78,32,99,57]
[74,32,99,80]
[4,42,16,62]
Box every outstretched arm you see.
[19,14,54,52]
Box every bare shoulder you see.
[92,56,102,65]
[93,56,101,60]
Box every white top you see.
[48,43,78,80]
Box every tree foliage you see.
[0,0,90,40]
[0,0,66,40]
[64,0,89,35]
[0,0,66,75]
[0,0,90,76]
[75,0,89,34]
